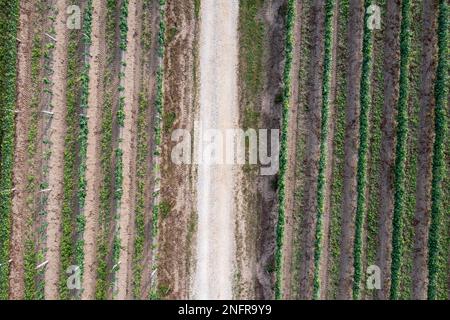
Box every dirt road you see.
[193,0,239,300]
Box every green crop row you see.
[399,0,422,299]
[364,0,386,300]
[119,0,129,51]
[0,0,19,299]
[427,0,448,300]
[111,0,130,297]
[59,0,89,299]
[149,0,166,300]
[312,0,335,300]
[74,0,93,296]
[274,0,295,300]
[132,0,154,299]
[327,0,349,299]
[390,0,411,300]
[24,0,51,300]
[352,0,374,300]
[95,0,118,300]
[132,92,149,299]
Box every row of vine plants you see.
[352,0,375,299]
[149,0,167,300]
[274,0,295,300]
[311,0,335,300]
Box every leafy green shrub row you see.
[398,1,422,299]
[132,92,149,299]
[274,0,295,300]
[364,0,386,300]
[73,0,93,297]
[59,34,78,299]
[111,0,130,296]
[390,0,411,300]
[327,0,348,299]
[95,0,118,299]
[59,0,94,299]
[427,0,448,300]
[312,0,335,300]
[0,0,19,299]
[352,0,374,300]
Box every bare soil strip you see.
[337,0,364,300]
[135,0,160,299]
[44,0,68,300]
[125,1,143,299]
[193,0,239,299]
[299,0,325,300]
[81,0,106,300]
[282,0,302,300]
[116,0,140,300]
[412,0,438,300]
[158,0,198,299]
[376,0,401,300]
[253,0,285,300]
[9,0,33,300]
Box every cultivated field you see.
[0,0,448,300]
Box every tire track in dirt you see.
[159,0,198,299]
[282,0,302,300]
[81,0,106,300]
[134,0,160,299]
[299,0,325,299]
[116,0,139,300]
[194,0,239,300]
[125,0,143,298]
[44,0,68,300]
[411,0,438,300]
[9,0,33,300]
[320,0,339,299]
[253,0,284,300]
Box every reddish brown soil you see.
[81,0,106,300]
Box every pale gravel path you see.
[193,0,239,300]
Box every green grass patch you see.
[0,0,19,299]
